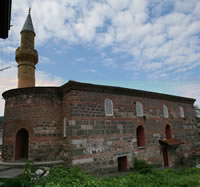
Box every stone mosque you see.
[1,11,200,173]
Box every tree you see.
[194,105,200,125]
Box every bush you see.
[34,166,101,187]
[1,160,35,187]
[2,161,200,187]
[132,158,153,174]
[1,175,32,187]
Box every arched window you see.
[179,106,184,118]
[104,98,113,116]
[163,104,169,118]
[136,126,145,147]
[136,102,144,117]
[165,125,172,139]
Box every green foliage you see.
[132,158,153,174]
[1,175,32,187]
[101,168,200,187]
[34,166,101,187]
[2,162,200,187]
[1,160,35,187]
[23,160,35,180]
[194,105,200,126]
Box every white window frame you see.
[104,98,113,116]
[136,101,144,117]
[163,104,169,118]
[180,106,185,118]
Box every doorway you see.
[15,128,29,160]
[162,147,169,167]
[118,156,128,171]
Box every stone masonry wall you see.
[62,90,198,172]
[2,84,198,172]
[3,90,63,161]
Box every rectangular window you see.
[136,102,144,117]
[180,106,185,118]
[105,98,113,116]
[163,105,169,118]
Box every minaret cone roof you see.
[21,10,35,33]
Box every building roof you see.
[62,81,196,104]
[2,80,196,104]
[159,138,184,146]
[21,10,35,34]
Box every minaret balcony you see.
[16,47,38,64]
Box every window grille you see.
[163,104,169,118]
[180,106,185,118]
[136,102,144,116]
[104,98,113,116]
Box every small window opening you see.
[136,102,144,117]
[104,98,113,116]
[163,104,169,118]
[165,125,172,139]
[180,106,185,118]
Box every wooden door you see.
[15,129,29,160]
[118,156,128,171]
[162,147,169,167]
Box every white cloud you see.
[103,58,117,68]
[174,83,200,107]
[145,62,162,71]
[82,69,97,73]
[1,0,200,113]
[36,71,64,86]
[40,56,55,65]
[75,57,85,62]
[1,46,16,54]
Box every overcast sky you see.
[0,0,200,115]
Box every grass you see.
[1,160,200,187]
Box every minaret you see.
[16,8,38,88]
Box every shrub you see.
[132,158,153,174]
[1,160,36,187]
[1,175,32,187]
[34,166,101,187]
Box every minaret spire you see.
[21,7,35,34]
[15,9,38,88]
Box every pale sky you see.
[0,0,200,116]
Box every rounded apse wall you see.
[2,87,63,161]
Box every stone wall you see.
[3,87,63,161]
[62,89,198,172]
[2,82,198,173]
